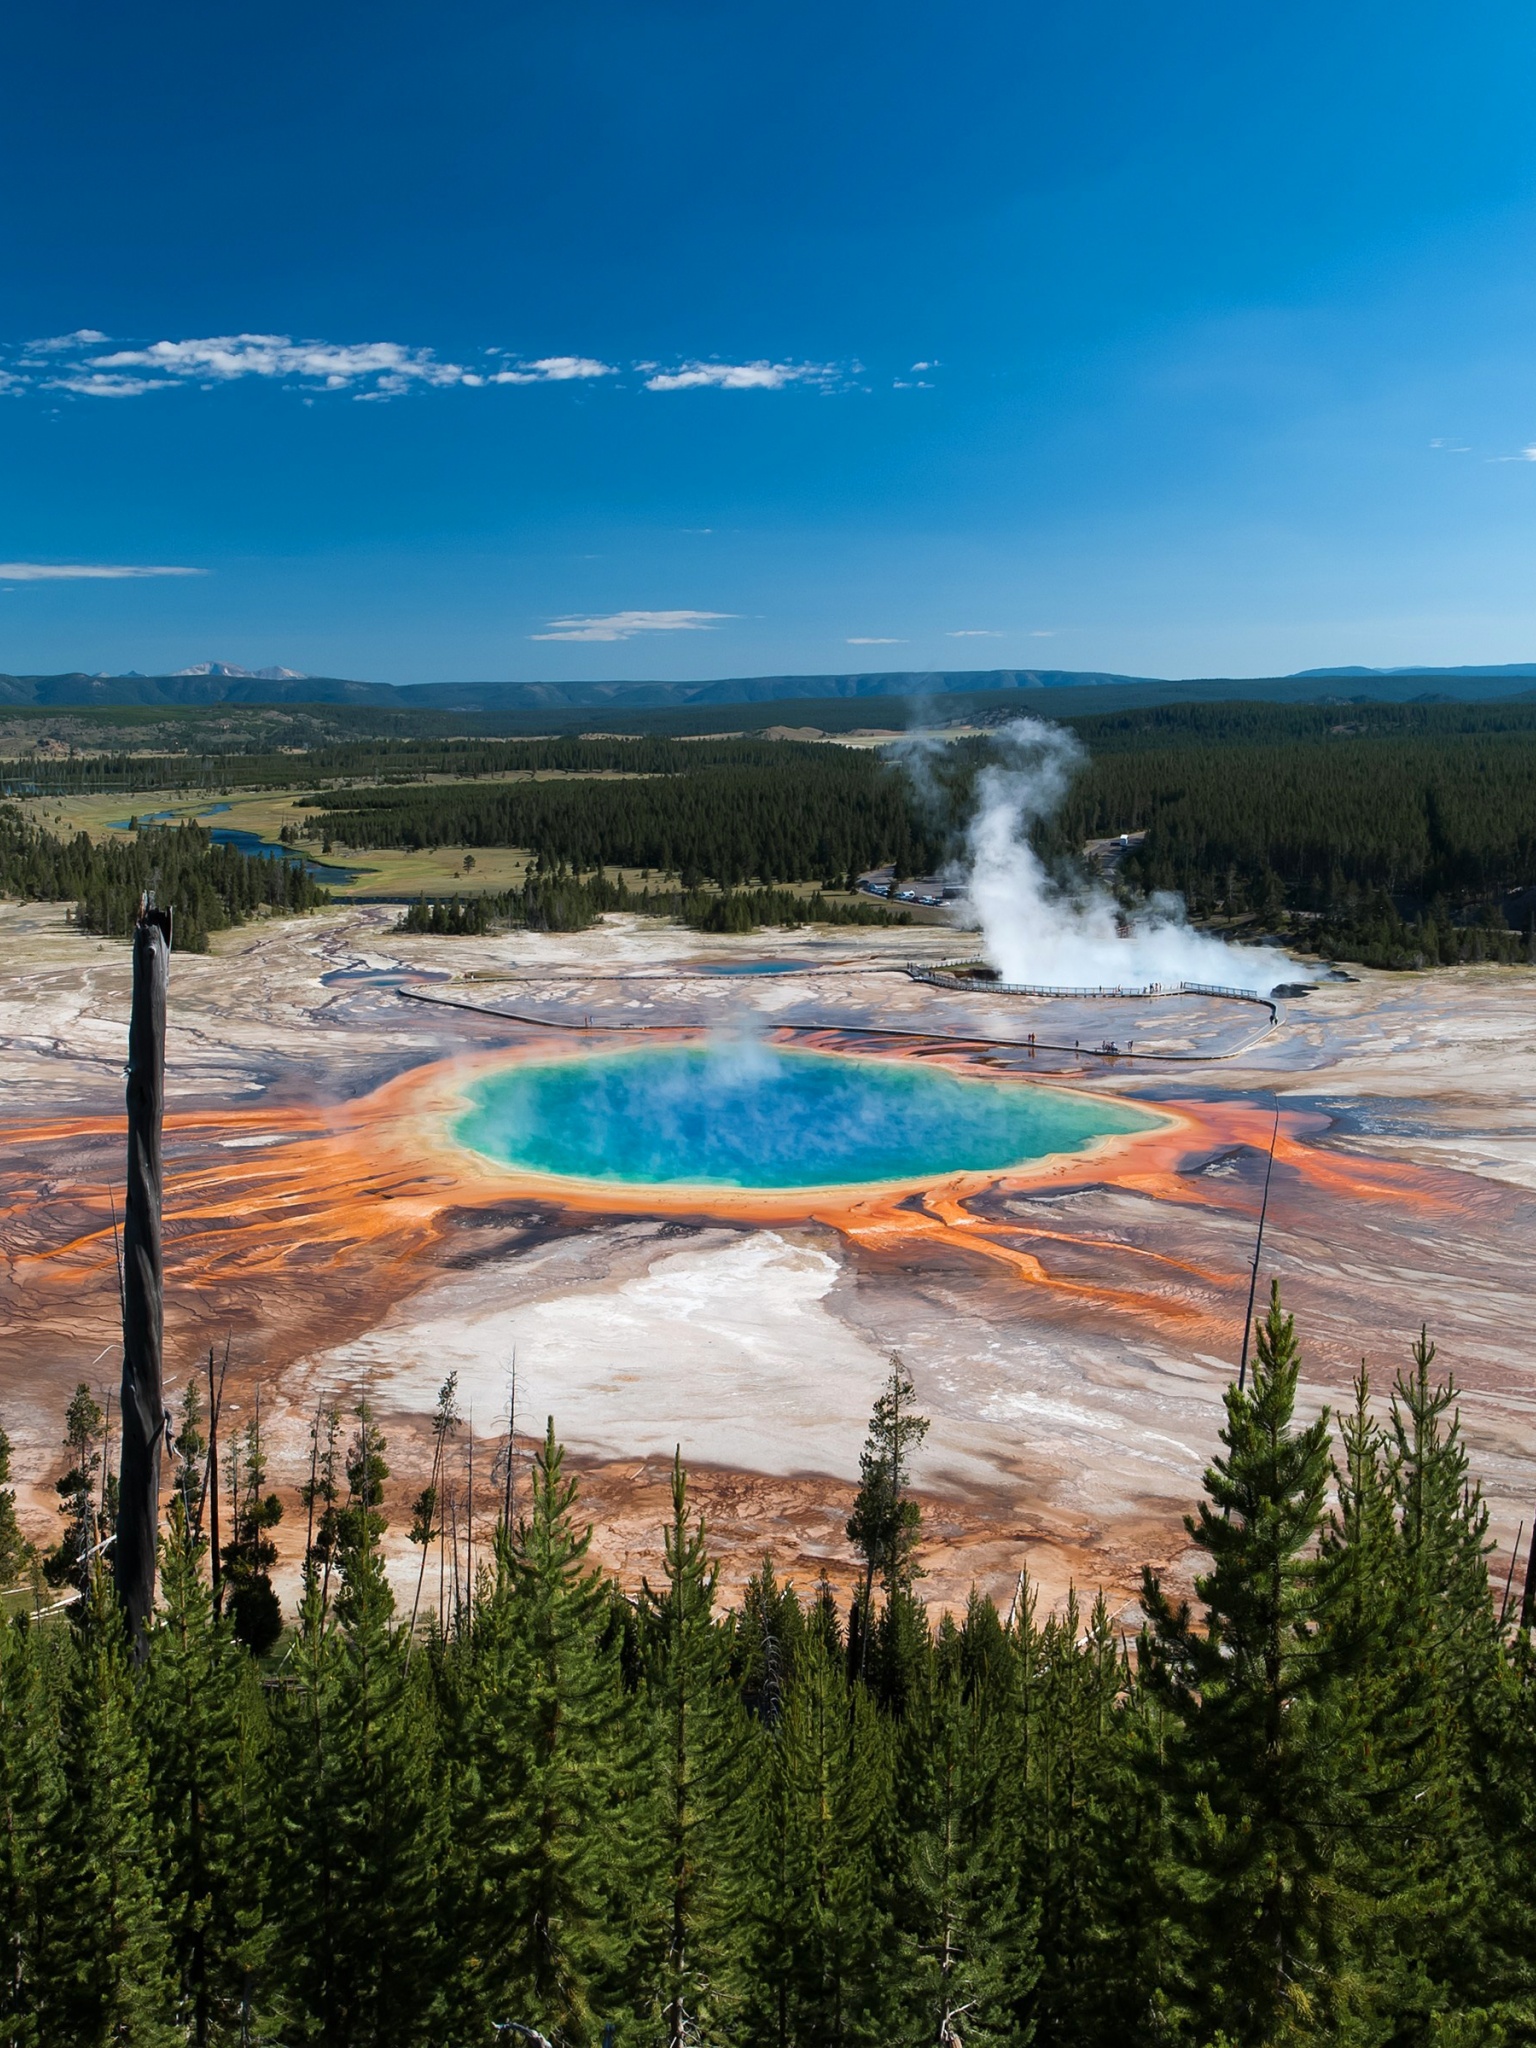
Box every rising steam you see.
[956,719,1305,995]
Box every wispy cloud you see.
[1429,437,1471,452]
[22,329,109,354]
[642,360,838,392]
[49,374,179,399]
[81,334,477,397]
[531,608,734,643]
[1,332,620,401]
[3,332,853,402]
[948,629,1002,638]
[0,561,206,580]
[486,355,615,384]
[846,636,904,645]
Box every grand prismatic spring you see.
[5,900,1536,1613]
[454,1044,1158,1191]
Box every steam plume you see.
[958,719,1305,995]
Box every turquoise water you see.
[454,1044,1155,1190]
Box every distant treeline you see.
[317,749,942,891]
[399,873,909,936]
[4,1295,1535,2044]
[1061,696,1536,752]
[10,696,1536,795]
[0,734,832,796]
[0,808,328,950]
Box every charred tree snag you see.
[115,902,171,1651]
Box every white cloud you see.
[911,360,937,371]
[49,373,178,398]
[531,608,734,643]
[0,562,206,580]
[1,332,850,403]
[947,629,1002,638]
[82,333,476,395]
[846,636,904,645]
[490,356,615,384]
[9,331,587,401]
[23,329,109,353]
[1029,630,1057,638]
[1429,437,1470,451]
[2,334,618,400]
[642,360,837,392]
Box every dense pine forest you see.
[307,745,938,892]
[3,1292,1535,2046]
[0,808,328,951]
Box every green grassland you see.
[14,781,633,901]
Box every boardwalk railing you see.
[906,962,1279,1022]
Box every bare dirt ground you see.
[4,898,1535,1624]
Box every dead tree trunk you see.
[115,904,171,1650]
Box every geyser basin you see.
[454,1043,1156,1191]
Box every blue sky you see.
[3,0,1536,684]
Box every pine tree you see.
[895,1615,1038,2046]
[1013,1592,1141,2046]
[299,1402,343,1611]
[274,1554,447,2045]
[738,1623,896,2048]
[171,1380,207,1537]
[38,1568,177,2047]
[220,1408,283,1656]
[1359,1335,1502,2031]
[845,1359,929,1688]
[406,1372,459,1642]
[0,1426,33,1588]
[1140,1282,1342,2042]
[637,1451,748,2047]
[145,1503,272,2046]
[1477,1624,1536,2040]
[0,1613,60,2048]
[733,1558,806,1727]
[449,1421,643,2047]
[333,1402,391,1624]
[43,1384,103,1593]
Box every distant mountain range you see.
[1290,662,1536,679]
[170,661,309,681]
[4,662,1536,712]
[0,670,391,708]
